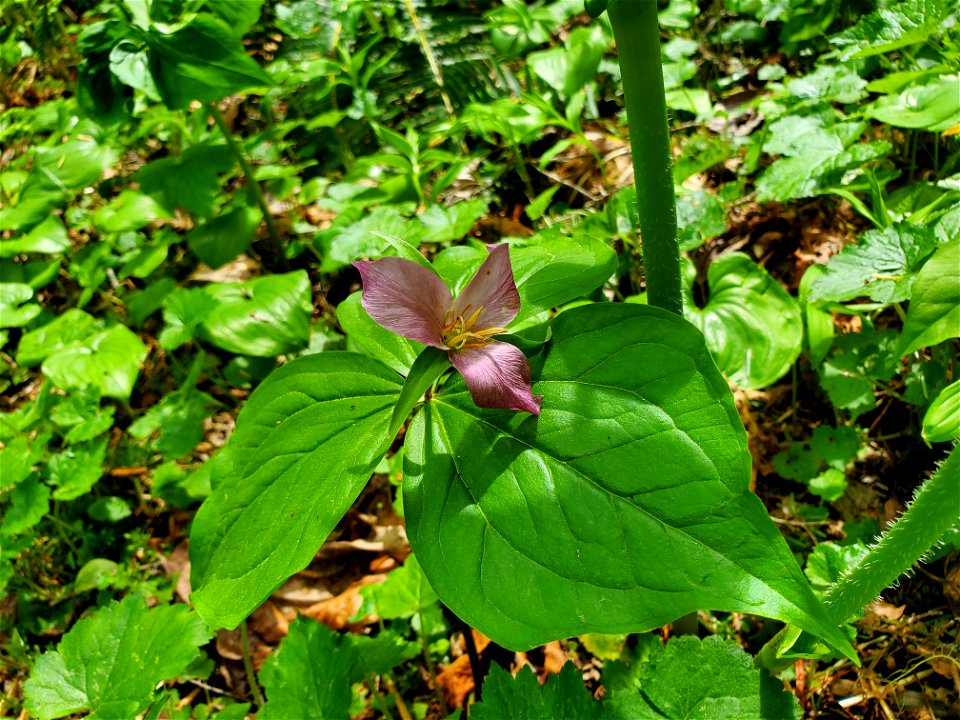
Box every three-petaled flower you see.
[354,245,542,415]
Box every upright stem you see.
[240,620,265,707]
[607,0,682,315]
[208,104,286,268]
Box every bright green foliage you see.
[865,76,960,132]
[831,0,956,59]
[189,353,403,629]
[804,542,869,593]
[0,283,40,327]
[527,24,610,100]
[405,303,852,656]
[922,380,960,444]
[818,328,900,419]
[683,254,802,389]
[23,595,211,720]
[186,205,260,268]
[1,474,50,537]
[898,240,960,356]
[473,663,602,720]
[259,617,418,720]
[605,636,801,719]
[42,324,148,400]
[811,224,940,304]
[359,554,438,621]
[773,425,860,501]
[338,292,421,375]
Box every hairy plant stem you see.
[240,620,265,707]
[607,0,682,316]
[208,104,286,268]
[757,445,960,672]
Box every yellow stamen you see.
[441,305,505,351]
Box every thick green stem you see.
[607,0,682,316]
[757,445,960,671]
[208,104,286,267]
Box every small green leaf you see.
[199,271,313,356]
[0,216,71,258]
[135,143,236,220]
[360,554,439,621]
[0,283,41,328]
[73,558,120,592]
[190,353,402,629]
[186,205,259,268]
[46,439,107,501]
[93,191,172,233]
[605,636,801,719]
[41,324,148,400]
[406,303,853,658]
[811,223,940,305]
[897,240,960,355]
[87,497,132,523]
[1,474,50,537]
[473,663,601,720]
[23,595,212,720]
[865,75,960,133]
[684,254,803,389]
[923,379,960,444]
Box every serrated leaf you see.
[405,303,852,658]
[190,353,402,629]
[23,595,212,720]
[897,240,960,355]
[811,223,940,304]
[1,474,50,537]
[757,141,891,202]
[804,542,868,592]
[604,636,801,719]
[684,254,803,389]
[42,324,148,400]
[473,663,601,720]
[46,438,107,501]
[831,0,954,59]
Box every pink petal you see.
[452,244,520,330]
[354,258,451,348]
[449,341,542,415]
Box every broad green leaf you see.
[74,558,120,592]
[757,141,891,203]
[433,236,617,326]
[676,189,726,252]
[186,205,260,268]
[831,0,955,59]
[1,474,50,537]
[897,240,960,355]
[865,76,960,133]
[198,271,312,356]
[472,663,601,720]
[22,595,211,720]
[0,216,70,258]
[817,328,900,419]
[338,291,421,375]
[109,41,160,100]
[129,386,217,458]
[159,287,220,350]
[604,636,801,719]
[785,63,867,104]
[684,254,802,389]
[923,379,960,444]
[0,437,33,487]
[405,303,852,657]
[811,224,940,305]
[42,324,148,400]
[146,13,273,109]
[205,0,265,37]
[93,190,171,233]
[190,353,402,629]
[319,207,425,272]
[527,24,609,99]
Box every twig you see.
[240,620,265,708]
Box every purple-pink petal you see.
[449,341,542,415]
[452,244,520,330]
[354,258,451,348]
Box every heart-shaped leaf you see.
[684,254,802,389]
[404,303,851,658]
[190,353,402,629]
[42,324,148,400]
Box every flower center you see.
[442,305,507,351]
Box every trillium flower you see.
[354,245,542,415]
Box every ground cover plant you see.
[1,0,958,718]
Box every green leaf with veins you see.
[683,254,802,390]
[897,240,960,356]
[865,75,960,132]
[145,13,273,109]
[1,475,50,537]
[190,353,402,629]
[338,292,422,375]
[604,636,801,719]
[198,271,313,356]
[812,223,941,305]
[46,438,107,501]
[42,324,148,400]
[23,595,211,720]
[473,663,601,720]
[831,0,955,59]
[135,143,236,220]
[405,303,852,657]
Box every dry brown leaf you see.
[301,573,387,630]
[436,655,475,709]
